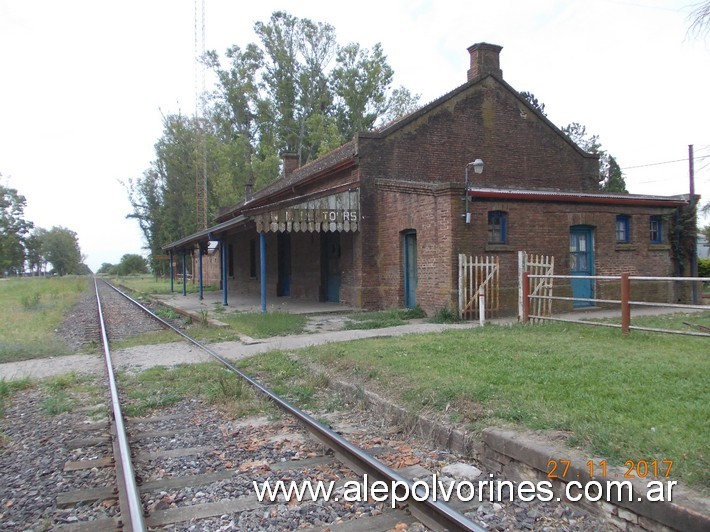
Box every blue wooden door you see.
[569,226,594,307]
[403,231,417,309]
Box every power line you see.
[622,154,710,170]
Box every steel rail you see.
[102,280,485,532]
[94,278,147,532]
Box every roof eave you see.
[468,188,689,207]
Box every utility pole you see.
[194,0,207,231]
[689,144,698,304]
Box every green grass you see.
[237,351,330,409]
[344,307,426,330]
[220,311,308,338]
[110,274,215,296]
[296,320,709,490]
[0,276,89,362]
[117,363,273,418]
[592,310,710,333]
[0,377,33,417]
[40,372,101,416]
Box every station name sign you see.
[253,189,360,233]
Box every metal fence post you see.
[478,286,485,326]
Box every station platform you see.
[152,289,357,322]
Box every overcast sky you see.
[1,0,708,272]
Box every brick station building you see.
[165,42,693,317]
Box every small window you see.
[650,216,663,243]
[616,215,630,243]
[488,211,507,244]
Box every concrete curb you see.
[482,428,710,532]
[321,374,709,532]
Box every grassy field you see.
[285,318,709,490]
[0,276,90,363]
[107,274,210,295]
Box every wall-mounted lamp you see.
[464,159,484,223]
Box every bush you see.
[429,306,461,323]
[699,258,710,278]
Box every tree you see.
[688,1,710,37]
[331,42,394,140]
[25,227,47,275]
[561,122,602,155]
[0,182,33,276]
[117,254,149,276]
[127,11,420,263]
[42,226,83,276]
[561,122,627,193]
[601,156,627,193]
[96,262,114,274]
[519,91,547,117]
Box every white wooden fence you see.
[458,254,499,321]
[518,251,555,322]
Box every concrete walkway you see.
[152,290,358,318]
[0,319,479,381]
[2,291,706,382]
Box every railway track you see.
[52,279,485,531]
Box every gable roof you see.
[363,72,597,161]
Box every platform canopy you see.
[253,189,360,233]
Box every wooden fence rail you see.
[521,272,710,337]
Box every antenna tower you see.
[194,0,208,230]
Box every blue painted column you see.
[181,253,187,296]
[198,244,204,301]
[169,250,174,293]
[260,232,267,313]
[222,239,228,306]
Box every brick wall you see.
[362,181,458,316]
[359,76,599,193]
[454,199,680,315]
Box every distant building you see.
[165,41,694,316]
[699,235,710,259]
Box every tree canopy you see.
[1,179,90,276]
[126,11,420,265]
[688,1,710,37]
[42,226,84,276]
[0,183,33,275]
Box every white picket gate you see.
[458,254,499,321]
[518,251,555,321]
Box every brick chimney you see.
[281,153,299,178]
[467,42,503,81]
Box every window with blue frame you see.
[616,215,630,243]
[488,211,507,244]
[650,215,663,243]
